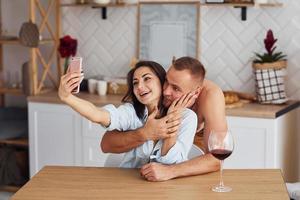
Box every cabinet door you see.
[81,118,108,167]
[29,103,82,177]
[224,116,275,169]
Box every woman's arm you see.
[155,109,198,164]
[161,92,199,156]
[58,72,110,126]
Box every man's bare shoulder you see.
[198,79,224,105]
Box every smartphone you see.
[68,57,83,94]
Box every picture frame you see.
[138,2,200,69]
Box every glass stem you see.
[219,160,224,187]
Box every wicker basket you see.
[107,82,128,95]
[252,60,288,104]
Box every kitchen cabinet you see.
[225,109,299,182]
[28,101,109,177]
[28,102,82,176]
[81,118,108,167]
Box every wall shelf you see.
[202,2,283,7]
[202,2,283,21]
[0,138,28,147]
[0,185,20,193]
[61,2,137,7]
[0,38,55,45]
[61,2,283,20]
[0,88,23,95]
[61,2,137,19]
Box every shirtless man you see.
[101,56,227,181]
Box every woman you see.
[58,61,197,168]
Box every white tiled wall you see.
[1,0,300,101]
[61,4,137,79]
[61,0,300,100]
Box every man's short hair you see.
[172,56,206,82]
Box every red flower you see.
[58,35,77,58]
[264,29,277,56]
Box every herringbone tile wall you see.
[62,0,300,99]
[61,3,137,79]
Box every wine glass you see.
[208,130,234,192]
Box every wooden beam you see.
[34,0,56,40]
[30,0,38,95]
[36,49,57,92]
[37,47,58,91]
[38,0,55,36]
[56,0,63,78]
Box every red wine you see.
[210,149,232,160]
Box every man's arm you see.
[200,85,228,153]
[101,109,181,153]
[140,153,219,181]
[101,129,145,153]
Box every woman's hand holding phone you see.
[68,57,83,94]
[58,57,84,102]
[58,71,84,101]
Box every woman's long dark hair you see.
[122,61,167,120]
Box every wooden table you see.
[12,166,289,200]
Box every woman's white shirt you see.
[103,103,197,168]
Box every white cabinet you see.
[28,102,107,177]
[81,118,108,167]
[225,109,299,182]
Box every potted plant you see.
[253,29,286,69]
[252,29,288,104]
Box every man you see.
[101,56,227,181]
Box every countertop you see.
[27,91,300,119]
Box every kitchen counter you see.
[28,91,299,119]
[27,91,124,106]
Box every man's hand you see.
[168,90,199,114]
[163,90,199,138]
[141,108,181,141]
[140,162,174,182]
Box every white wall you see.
[60,0,300,99]
[2,0,300,101]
